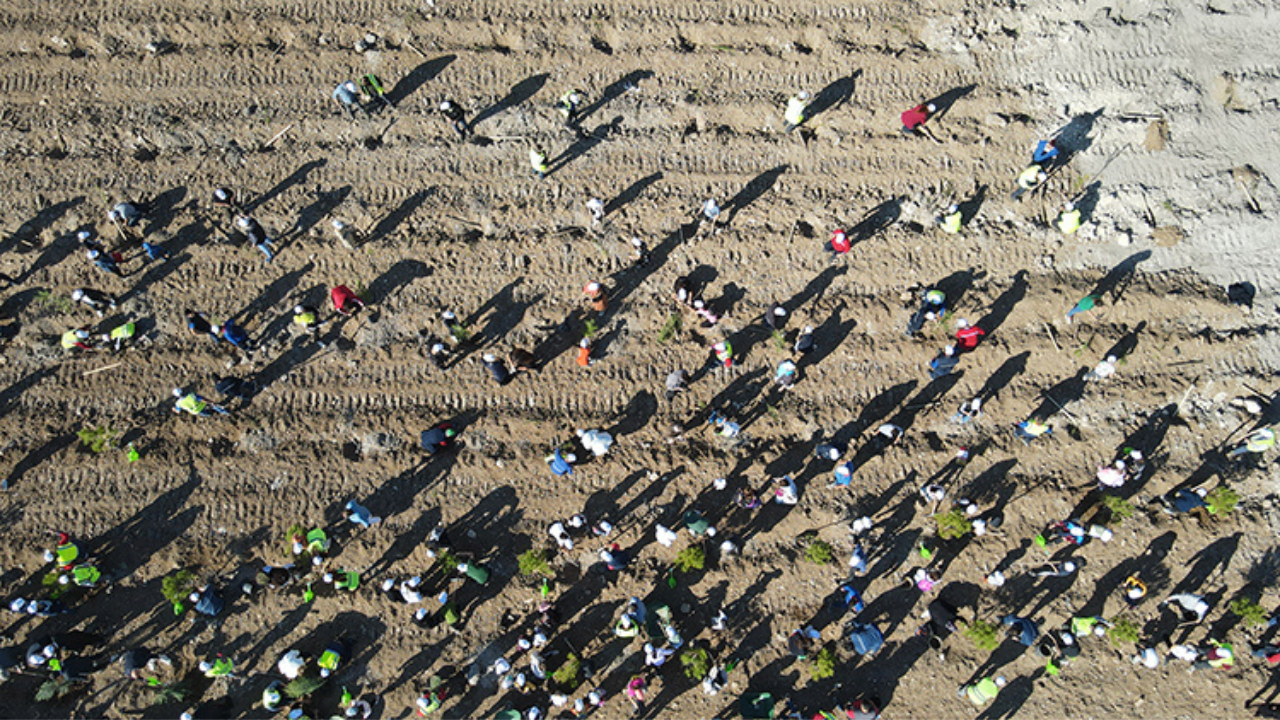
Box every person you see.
[795,325,816,353]
[839,583,866,612]
[788,626,820,659]
[908,568,941,593]
[586,197,604,226]
[1122,575,1147,606]
[1193,641,1234,671]
[783,91,809,132]
[547,448,575,475]
[420,423,457,454]
[87,248,125,276]
[849,541,869,575]
[262,680,285,712]
[1085,355,1117,381]
[458,561,490,585]
[952,397,982,424]
[601,544,632,572]
[700,198,722,225]
[212,186,240,213]
[774,359,798,389]
[734,487,762,510]
[692,298,719,325]
[712,341,733,367]
[1097,460,1127,489]
[959,676,1006,706]
[625,676,646,711]
[907,289,946,337]
[331,219,359,250]
[1012,164,1046,200]
[1057,201,1083,234]
[333,81,365,117]
[829,227,851,255]
[583,282,608,313]
[60,563,102,587]
[190,585,224,617]
[938,204,962,234]
[1002,614,1039,645]
[558,89,585,126]
[929,345,958,379]
[71,288,116,317]
[344,500,381,529]
[872,424,903,450]
[901,102,937,139]
[199,655,234,678]
[236,215,276,261]
[331,285,365,316]
[643,643,674,668]
[765,303,788,332]
[1065,294,1100,323]
[849,622,884,656]
[1033,138,1059,167]
[665,369,688,400]
[953,319,985,352]
[293,305,324,338]
[1252,644,1280,664]
[102,320,137,351]
[318,642,345,677]
[1163,592,1210,623]
[219,319,251,353]
[1016,417,1051,443]
[61,326,94,351]
[483,353,511,385]
[774,476,799,505]
[529,147,550,179]
[1157,487,1208,514]
[186,310,219,340]
[278,649,306,679]
[655,523,678,547]
[122,647,171,682]
[108,200,145,228]
[173,388,228,417]
[702,665,728,696]
[1228,427,1275,457]
[814,441,845,462]
[438,100,469,138]
[549,521,574,550]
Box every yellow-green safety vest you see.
[1057,209,1082,234]
[176,394,206,415]
[966,677,999,705]
[941,211,962,234]
[785,97,807,126]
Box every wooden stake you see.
[405,40,428,58]
[1044,322,1061,352]
[82,362,123,376]
[263,124,295,149]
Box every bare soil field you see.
[0,0,1278,718]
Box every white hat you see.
[189,591,200,602]
[58,575,70,585]
[75,329,89,339]
[71,289,84,301]
[442,310,456,320]
[1064,201,1075,211]
[584,282,600,294]
[321,668,331,678]
[198,661,212,673]
[1128,586,1144,599]
[331,219,346,230]
[439,101,451,111]
[926,103,937,112]
[236,216,251,228]
[713,477,727,490]
[107,210,120,222]
[955,318,969,328]
[381,578,395,591]
[1093,626,1107,637]
[994,676,1007,687]
[1063,561,1077,572]
[943,344,955,356]
[8,598,26,612]
[482,353,496,363]
[706,526,717,537]
[172,388,184,398]
[772,306,787,316]
[323,573,334,583]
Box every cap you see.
[331,219,345,230]
[1063,561,1077,572]
[955,318,969,328]
[75,329,89,339]
[482,353,496,363]
[943,344,955,356]
[1128,586,1144,599]
[439,101,451,111]
[189,592,200,602]
[172,388,183,398]
[1064,201,1075,211]
[442,310,456,321]
[798,91,811,100]
[926,103,937,112]
[584,282,601,294]
[772,306,787,316]
[994,676,1007,687]
[321,668,331,678]
[236,216,251,228]
[198,661,212,672]
[71,289,84,301]
[381,578,395,591]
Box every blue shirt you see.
[1033,140,1059,164]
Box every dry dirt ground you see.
[0,0,1278,718]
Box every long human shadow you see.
[2,431,77,491]
[1089,250,1152,304]
[922,84,976,121]
[806,69,862,120]
[547,117,621,175]
[463,278,532,346]
[1101,320,1146,362]
[0,366,55,417]
[0,286,42,319]
[287,185,351,243]
[363,505,445,580]
[976,270,1028,336]
[144,186,188,238]
[956,184,988,225]
[886,372,963,435]
[17,226,82,284]
[366,189,431,245]
[576,69,654,125]
[1075,181,1102,223]
[974,351,1029,403]
[232,261,313,327]
[245,159,327,212]
[91,468,203,580]
[1054,108,1104,165]
[605,218,689,316]
[1028,368,1088,420]
[471,72,549,129]
[1076,531,1177,618]
[367,258,432,306]
[3,196,83,265]
[833,380,918,448]
[797,303,857,371]
[118,251,192,305]
[724,165,788,223]
[607,390,658,439]
[387,54,456,105]
[1111,403,1179,498]
[978,673,1035,720]
[934,268,980,312]
[604,171,664,216]
[847,197,900,245]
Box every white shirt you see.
[655,524,678,547]
[278,650,305,679]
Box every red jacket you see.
[831,229,850,254]
[901,104,930,129]
[955,326,985,351]
[331,285,361,314]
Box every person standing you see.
[1057,202,1083,234]
[783,91,810,132]
[1065,294,1100,323]
[438,100,469,138]
[1012,164,1047,200]
[558,89,585,127]
[236,215,276,262]
[530,147,549,179]
[333,81,366,118]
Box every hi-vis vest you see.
[1057,209,1082,235]
[319,649,340,670]
[785,97,807,126]
[1018,165,1043,189]
[71,564,100,586]
[176,394,206,415]
[263,686,282,710]
[941,211,962,234]
[55,542,80,567]
[529,150,548,173]
[966,677,999,705]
